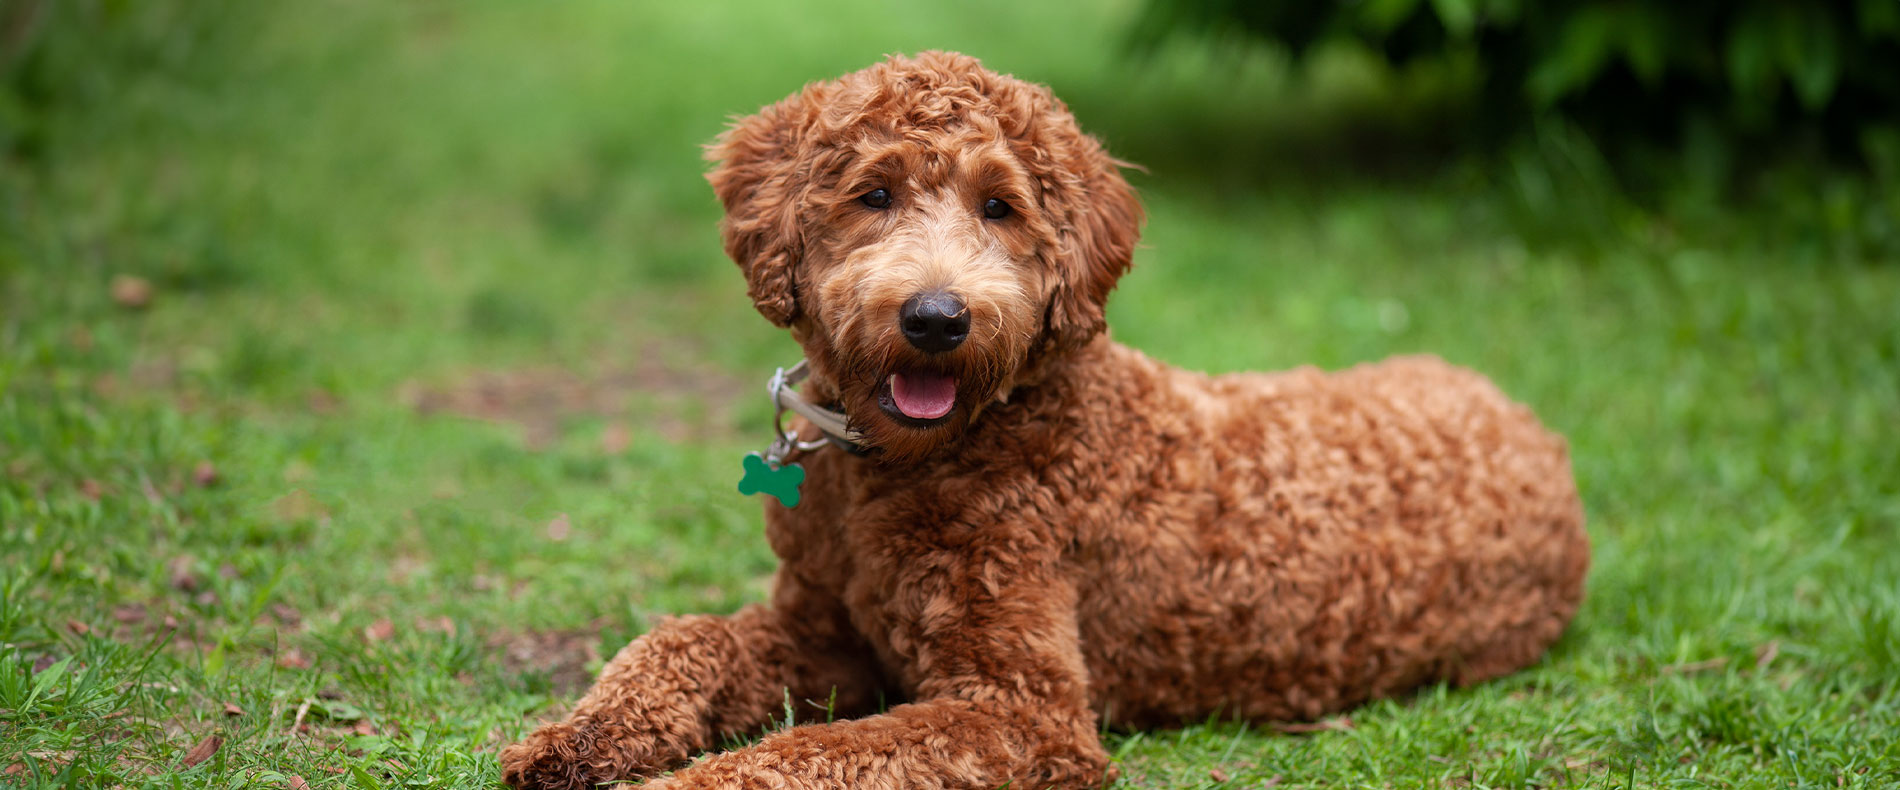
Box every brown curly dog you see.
[500,51,1590,790]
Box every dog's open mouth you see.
[879,369,957,426]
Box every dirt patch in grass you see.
[404,352,747,448]
[490,626,606,697]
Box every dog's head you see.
[707,51,1142,461]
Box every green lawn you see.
[3,1,1897,788]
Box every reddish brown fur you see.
[501,52,1589,790]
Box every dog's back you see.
[1037,344,1589,725]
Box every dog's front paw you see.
[500,720,683,789]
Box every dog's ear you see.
[1033,108,1143,355]
[706,87,822,327]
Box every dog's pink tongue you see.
[890,371,957,420]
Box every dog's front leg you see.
[645,563,1111,790]
[500,595,880,790]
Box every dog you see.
[499,51,1589,790]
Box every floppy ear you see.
[705,87,821,327]
[1035,114,1143,355]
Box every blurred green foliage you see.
[0,0,247,162]
[1130,0,1900,259]
[1132,0,1900,167]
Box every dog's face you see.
[708,52,1142,461]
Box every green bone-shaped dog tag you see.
[738,452,805,508]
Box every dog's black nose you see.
[900,292,969,353]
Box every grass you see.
[2,1,1897,787]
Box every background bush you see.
[1132,0,1900,168]
[1,0,245,164]
[1130,0,1900,259]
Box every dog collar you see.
[767,360,866,455]
[737,360,864,508]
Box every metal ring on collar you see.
[768,360,858,451]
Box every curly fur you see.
[501,51,1590,790]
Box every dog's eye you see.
[860,188,891,209]
[982,198,1012,220]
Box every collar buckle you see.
[765,360,865,461]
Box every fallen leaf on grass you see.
[1209,768,1229,782]
[181,734,222,767]
[110,275,154,309]
[67,620,90,636]
[80,479,106,500]
[364,619,395,642]
[169,556,201,591]
[307,389,340,415]
[271,603,304,628]
[1272,715,1353,734]
[1756,640,1780,669]
[286,777,311,790]
[224,702,245,717]
[4,763,21,776]
[600,421,633,455]
[353,720,377,736]
[193,461,220,487]
[276,647,313,670]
